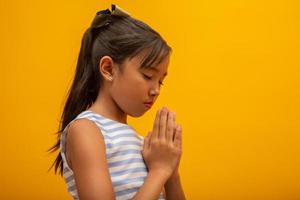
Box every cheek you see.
[121,74,148,93]
[110,76,150,115]
[112,75,148,103]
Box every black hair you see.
[48,13,172,176]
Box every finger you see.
[173,112,176,123]
[172,112,176,141]
[143,135,148,149]
[144,131,152,149]
[166,111,175,142]
[174,125,182,148]
[159,107,168,140]
[152,109,161,139]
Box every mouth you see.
[144,101,153,109]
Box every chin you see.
[128,110,147,118]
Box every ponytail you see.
[48,28,101,175]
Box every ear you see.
[99,56,116,81]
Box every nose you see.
[149,84,160,97]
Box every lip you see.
[144,102,153,108]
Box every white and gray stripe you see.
[60,110,165,200]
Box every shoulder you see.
[68,118,101,136]
[67,118,105,149]
[66,118,106,167]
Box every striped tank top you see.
[60,110,165,200]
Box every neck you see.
[88,89,127,125]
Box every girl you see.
[49,4,185,200]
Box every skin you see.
[65,50,186,200]
[88,50,169,123]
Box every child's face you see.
[111,52,169,117]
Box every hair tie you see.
[90,4,131,29]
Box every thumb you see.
[143,131,152,149]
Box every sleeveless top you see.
[60,110,165,200]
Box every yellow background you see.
[1,0,299,199]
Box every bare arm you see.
[164,171,186,200]
[66,119,115,200]
[131,170,169,200]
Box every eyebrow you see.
[148,67,168,77]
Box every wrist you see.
[166,171,180,185]
[170,170,179,178]
[148,169,172,181]
[167,167,180,180]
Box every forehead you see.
[132,47,169,64]
[132,51,169,73]
[119,47,170,78]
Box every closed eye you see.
[143,74,164,86]
[143,74,152,80]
